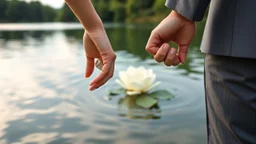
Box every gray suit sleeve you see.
[165,0,210,21]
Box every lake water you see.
[0,22,206,144]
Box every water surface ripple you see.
[0,23,206,144]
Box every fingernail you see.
[170,49,176,54]
[89,86,95,91]
[90,82,95,86]
[89,84,98,91]
[163,44,169,50]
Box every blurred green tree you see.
[42,6,57,22]
[153,0,170,14]
[93,0,114,22]
[126,0,156,22]
[110,0,126,22]
[56,4,78,22]
[5,0,29,22]
[125,0,139,20]
[4,0,57,22]
[28,1,44,22]
[0,0,8,22]
[1,0,205,23]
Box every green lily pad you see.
[135,95,158,108]
[109,88,126,96]
[148,90,174,100]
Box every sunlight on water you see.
[0,23,206,144]
[0,23,83,31]
[0,23,133,31]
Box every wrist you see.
[170,11,194,24]
[85,22,104,34]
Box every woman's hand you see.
[65,0,116,91]
[84,30,116,91]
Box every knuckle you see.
[150,30,155,35]
[146,47,154,54]
[112,54,117,61]
[166,56,174,62]
[173,60,180,66]
[102,71,108,76]
[145,46,150,51]
[174,58,181,64]
[164,60,172,66]
[158,53,166,58]
[165,63,172,66]
[154,57,161,63]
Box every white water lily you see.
[115,66,161,95]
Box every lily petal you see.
[127,66,136,73]
[140,77,152,91]
[127,91,141,96]
[119,71,130,86]
[117,66,161,93]
[130,82,144,91]
[144,81,161,92]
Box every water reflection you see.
[0,23,206,144]
[117,95,161,120]
[0,31,52,40]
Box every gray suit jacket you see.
[166,0,256,59]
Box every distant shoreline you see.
[0,23,139,31]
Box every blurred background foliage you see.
[0,0,171,23]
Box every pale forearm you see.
[65,0,104,32]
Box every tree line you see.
[0,0,57,22]
[0,0,171,23]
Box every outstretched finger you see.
[89,61,113,89]
[85,57,95,78]
[90,63,114,91]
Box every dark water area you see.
[0,22,207,144]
